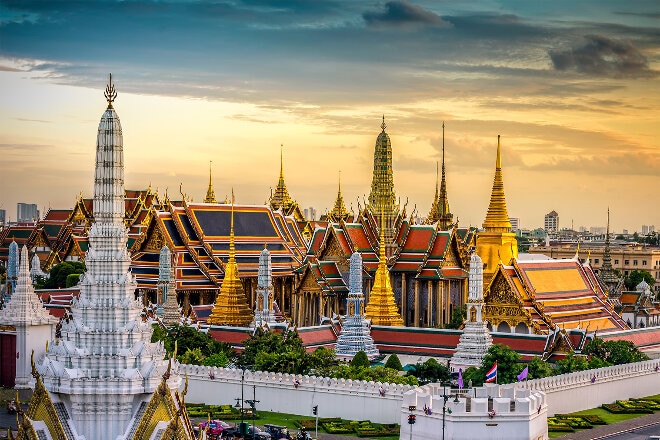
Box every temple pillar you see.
[401,274,407,325]
[413,280,419,327]
[427,280,433,327]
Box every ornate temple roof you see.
[482,135,512,232]
[269,146,304,221]
[203,161,218,204]
[426,123,453,229]
[485,257,628,333]
[326,173,352,223]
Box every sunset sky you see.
[1,0,658,233]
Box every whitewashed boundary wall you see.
[520,358,660,415]
[179,364,414,424]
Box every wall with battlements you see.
[400,383,548,440]
[178,364,413,423]
[519,358,660,415]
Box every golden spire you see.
[329,171,349,222]
[483,135,512,232]
[104,73,117,109]
[365,209,404,326]
[269,144,296,212]
[204,160,217,203]
[426,122,453,228]
[207,189,254,326]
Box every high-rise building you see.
[509,217,520,231]
[16,203,38,223]
[544,210,559,232]
[0,208,5,226]
[642,225,655,235]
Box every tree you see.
[555,353,589,374]
[526,356,554,379]
[384,354,403,371]
[308,347,339,377]
[240,328,307,369]
[623,270,655,291]
[45,261,85,289]
[445,305,467,329]
[65,273,81,288]
[350,351,371,369]
[405,358,450,385]
[474,344,522,385]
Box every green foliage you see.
[555,353,590,374]
[445,304,467,329]
[462,366,482,387]
[406,358,449,385]
[179,347,205,365]
[623,269,655,291]
[384,354,403,371]
[65,273,81,288]
[350,351,371,369]
[33,275,48,289]
[240,328,305,368]
[45,262,85,289]
[307,347,339,377]
[527,356,554,379]
[203,351,230,367]
[482,344,522,384]
[583,338,648,365]
[331,364,418,385]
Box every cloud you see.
[363,1,450,29]
[549,34,656,78]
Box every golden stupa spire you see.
[482,135,512,232]
[364,209,404,326]
[204,160,217,203]
[329,171,349,222]
[475,134,518,283]
[269,144,294,211]
[207,189,254,326]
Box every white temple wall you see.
[182,359,660,423]
[179,364,412,424]
[519,358,660,415]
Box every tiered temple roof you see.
[425,122,453,229]
[484,257,628,333]
[269,146,305,221]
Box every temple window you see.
[633,260,638,266]
[642,260,647,266]
[625,260,630,265]
[594,259,599,264]
[615,259,619,265]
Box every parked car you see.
[263,424,292,440]
[195,419,232,439]
[223,423,271,440]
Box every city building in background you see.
[544,210,559,232]
[16,203,38,224]
[509,217,520,232]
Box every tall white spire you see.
[38,75,171,440]
[253,245,278,327]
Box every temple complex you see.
[207,199,255,326]
[0,245,57,389]
[335,252,380,361]
[450,253,492,372]
[13,76,194,440]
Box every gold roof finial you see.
[381,114,386,132]
[104,73,117,109]
[204,160,217,203]
[482,134,512,232]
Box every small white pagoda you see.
[335,252,380,361]
[157,245,182,326]
[450,253,493,372]
[0,245,58,389]
[253,245,279,328]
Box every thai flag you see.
[485,361,497,383]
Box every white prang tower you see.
[37,76,173,440]
[0,245,57,389]
[157,244,182,326]
[450,253,493,372]
[335,252,380,361]
[253,245,278,327]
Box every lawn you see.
[548,394,660,438]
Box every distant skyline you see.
[1,0,658,232]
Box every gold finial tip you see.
[104,73,117,108]
[381,114,386,131]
